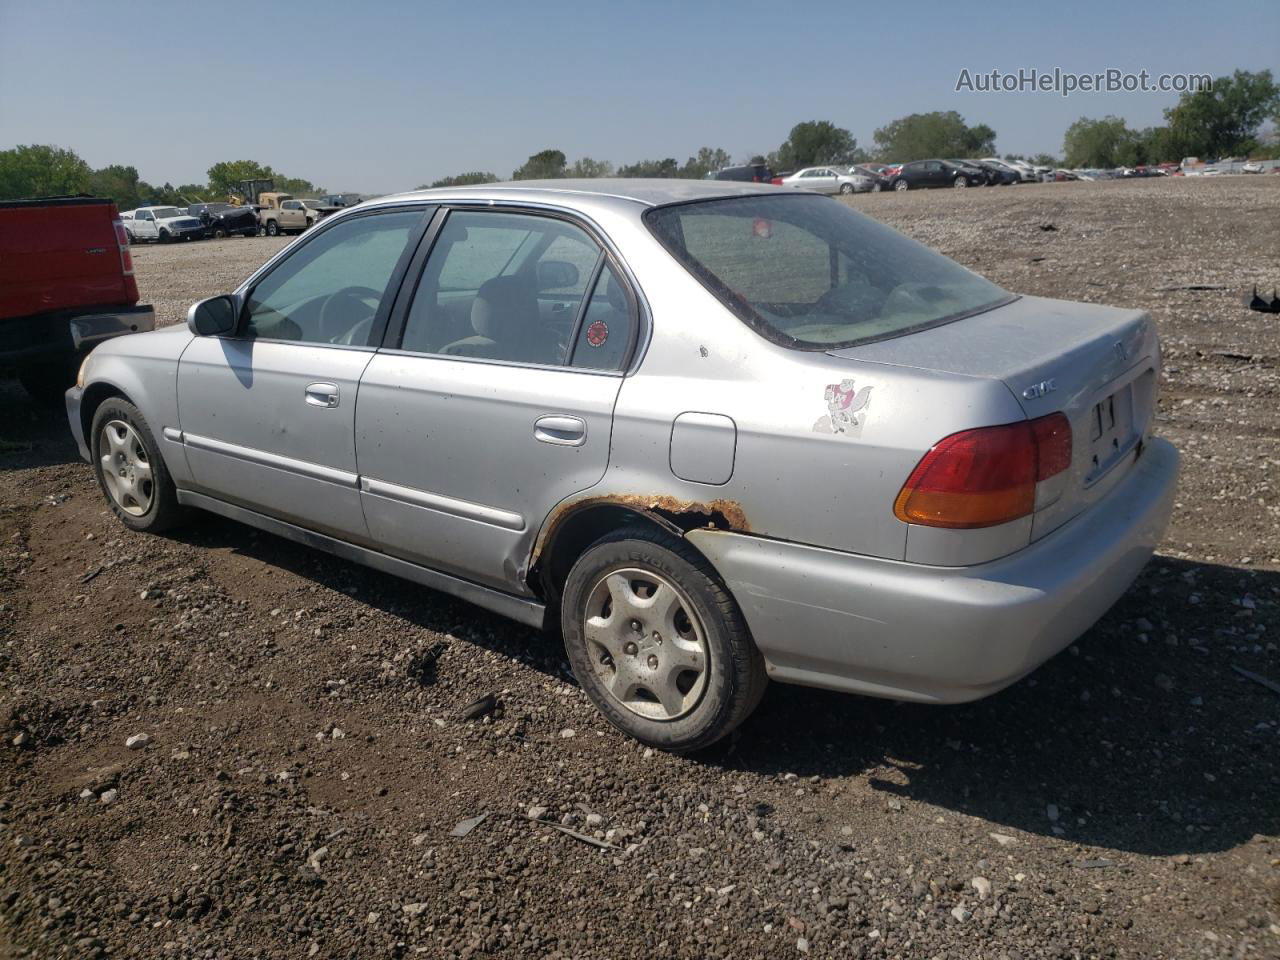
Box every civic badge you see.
[1022,378,1056,400]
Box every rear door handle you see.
[305,382,340,408]
[534,415,587,446]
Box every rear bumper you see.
[687,437,1179,704]
[1,305,154,364]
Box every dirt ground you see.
[1,177,1277,960]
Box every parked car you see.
[850,165,893,192]
[776,166,873,194]
[946,159,1000,186]
[1242,161,1264,174]
[255,193,313,236]
[67,180,1178,751]
[711,164,773,183]
[121,205,206,243]
[1,196,153,403]
[889,159,985,190]
[964,159,1018,185]
[206,204,261,238]
[320,193,366,208]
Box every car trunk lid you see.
[829,295,1161,540]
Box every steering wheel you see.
[318,286,382,344]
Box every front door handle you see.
[534,415,587,446]
[305,382,340,408]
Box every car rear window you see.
[644,194,1013,349]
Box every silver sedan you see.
[67,179,1178,751]
[777,166,874,194]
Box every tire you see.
[125,230,135,244]
[839,182,854,194]
[89,398,183,534]
[953,177,967,188]
[213,226,227,239]
[18,356,79,406]
[243,229,257,238]
[893,179,909,191]
[158,229,170,244]
[265,220,279,237]
[561,528,767,752]
[872,183,882,192]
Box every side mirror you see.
[187,295,238,336]
[536,260,579,291]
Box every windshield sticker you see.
[813,379,872,436]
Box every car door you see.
[176,207,427,542]
[135,210,158,240]
[814,168,839,193]
[355,207,635,593]
[281,200,305,230]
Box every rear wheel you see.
[90,398,182,533]
[561,528,767,752]
[894,179,909,191]
[265,220,279,237]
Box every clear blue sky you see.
[1,0,1275,192]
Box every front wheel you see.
[90,398,183,533]
[953,177,968,188]
[158,230,170,243]
[839,182,854,194]
[212,226,227,239]
[893,179,909,191]
[561,528,767,752]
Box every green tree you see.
[512,149,567,180]
[420,171,498,188]
[774,121,861,170]
[616,157,679,178]
[678,147,732,179]
[568,157,613,178]
[1061,116,1137,167]
[0,144,91,200]
[87,164,143,209]
[276,175,322,196]
[206,159,276,197]
[1163,69,1280,159]
[873,112,996,161]
[1028,153,1060,167]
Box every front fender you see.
[77,328,194,485]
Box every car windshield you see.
[151,207,182,219]
[644,194,1013,350]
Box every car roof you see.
[366,178,783,214]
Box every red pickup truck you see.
[0,196,154,403]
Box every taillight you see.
[893,413,1072,529]
[770,177,784,185]
[112,219,134,276]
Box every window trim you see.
[380,203,644,376]
[230,203,434,349]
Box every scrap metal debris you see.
[459,693,497,720]
[450,813,489,837]
[1232,664,1280,696]
[1247,286,1280,314]
[406,641,446,686]
[546,822,622,851]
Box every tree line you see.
[0,153,323,207]
[2,68,1274,204]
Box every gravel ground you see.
[1,178,1278,960]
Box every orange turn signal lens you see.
[894,414,1073,529]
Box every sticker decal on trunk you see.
[813,379,872,436]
